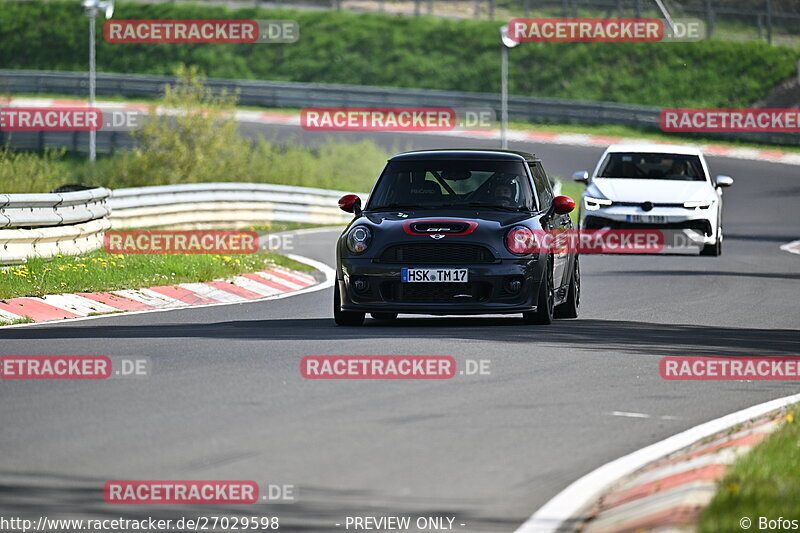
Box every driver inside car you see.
[487,174,518,207]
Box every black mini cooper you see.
[334,149,579,326]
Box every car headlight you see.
[505,226,536,254]
[683,200,713,209]
[346,225,372,254]
[584,196,613,211]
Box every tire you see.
[334,286,365,326]
[554,256,580,319]
[700,234,722,256]
[370,312,398,320]
[522,260,554,325]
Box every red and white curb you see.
[578,414,783,533]
[515,392,800,533]
[8,97,800,167]
[0,254,334,327]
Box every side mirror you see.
[715,175,733,188]
[553,195,576,215]
[338,194,362,214]
[572,171,589,183]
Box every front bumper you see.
[581,206,717,243]
[338,257,543,314]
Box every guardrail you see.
[0,188,112,264]
[108,183,361,229]
[2,69,798,147]
[0,183,361,265]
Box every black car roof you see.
[390,149,539,162]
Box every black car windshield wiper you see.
[369,203,419,211]
[436,202,529,212]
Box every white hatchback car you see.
[574,144,733,256]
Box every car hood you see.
[590,178,711,203]
[360,209,534,229]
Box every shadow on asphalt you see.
[2,317,797,358]
[0,471,518,533]
[591,269,800,281]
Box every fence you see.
[0,188,112,264]
[108,183,360,229]
[2,69,798,148]
[0,183,362,265]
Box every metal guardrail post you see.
[705,0,714,38]
[766,0,773,44]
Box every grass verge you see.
[555,179,585,226]
[698,406,800,533]
[0,249,314,301]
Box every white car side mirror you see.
[573,171,589,183]
[715,175,733,188]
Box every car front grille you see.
[377,244,495,264]
[381,281,491,303]
[583,216,713,236]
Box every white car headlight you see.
[584,196,613,211]
[683,200,713,209]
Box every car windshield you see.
[367,159,536,211]
[598,153,706,181]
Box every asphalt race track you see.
[1,126,798,532]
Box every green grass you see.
[698,407,800,533]
[0,249,313,300]
[2,1,798,108]
[0,137,389,194]
[0,316,35,326]
[555,179,584,226]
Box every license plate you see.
[627,215,667,224]
[401,268,468,283]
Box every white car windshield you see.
[598,153,706,181]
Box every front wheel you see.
[334,286,365,326]
[522,261,554,325]
[554,256,580,319]
[700,235,721,256]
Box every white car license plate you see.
[627,214,667,224]
[401,268,468,283]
